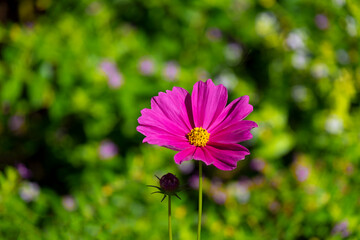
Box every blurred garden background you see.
[1,0,360,239]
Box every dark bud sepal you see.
[147,173,182,202]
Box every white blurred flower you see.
[255,12,278,37]
[224,43,243,65]
[215,70,238,91]
[346,16,357,37]
[286,30,306,50]
[332,0,345,7]
[19,182,40,202]
[228,182,250,204]
[325,115,343,134]
[292,51,308,69]
[311,63,329,79]
[291,85,308,102]
[337,49,350,65]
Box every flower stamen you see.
[187,127,210,147]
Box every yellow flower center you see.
[187,127,210,147]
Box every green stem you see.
[168,195,172,240]
[197,162,203,240]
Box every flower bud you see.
[147,173,182,202]
[160,173,180,193]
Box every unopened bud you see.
[147,172,182,202]
[160,173,180,193]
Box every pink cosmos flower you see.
[137,79,257,170]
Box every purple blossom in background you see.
[210,179,226,204]
[211,178,222,188]
[250,158,265,172]
[100,60,123,88]
[139,58,155,76]
[189,175,199,189]
[295,165,309,182]
[346,163,354,175]
[252,175,265,186]
[2,101,10,114]
[315,14,329,30]
[178,160,195,174]
[238,177,252,188]
[9,115,24,133]
[19,182,40,202]
[212,189,227,205]
[332,220,350,238]
[269,201,280,213]
[25,22,35,29]
[86,1,101,15]
[99,140,118,160]
[16,163,32,179]
[62,195,77,211]
[163,61,179,81]
[206,27,222,41]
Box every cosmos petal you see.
[174,147,197,164]
[150,87,194,132]
[139,132,191,151]
[137,87,193,151]
[210,120,258,144]
[209,95,253,133]
[191,79,228,129]
[193,147,214,165]
[205,143,250,171]
[174,146,214,165]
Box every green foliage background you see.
[1,0,360,239]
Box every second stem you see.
[168,195,172,240]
